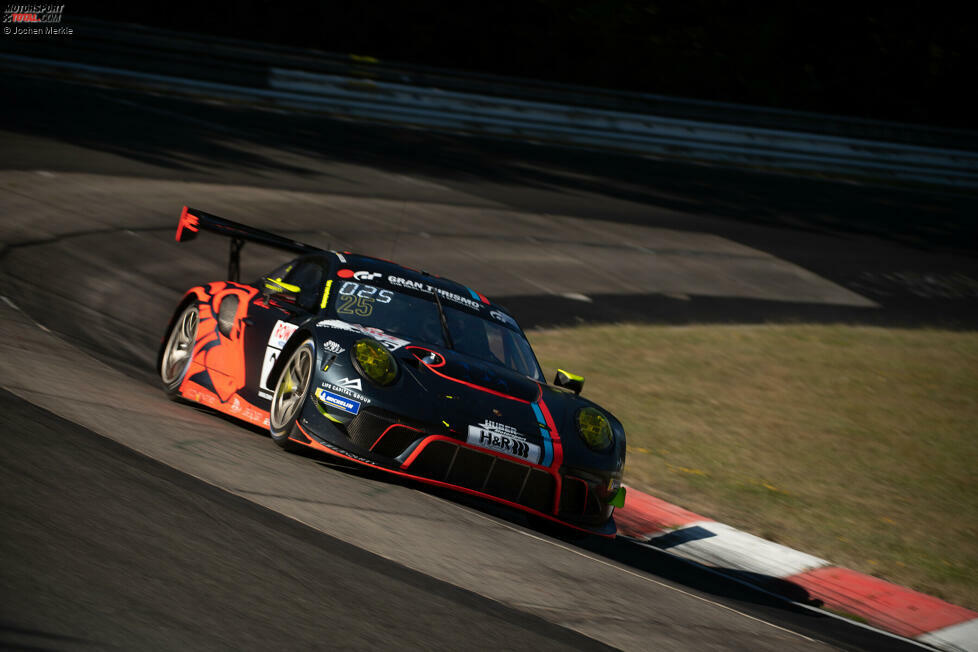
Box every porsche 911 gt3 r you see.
[159,207,627,535]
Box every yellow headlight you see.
[353,338,397,386]
[576,407,613,451]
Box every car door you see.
[242,256,332,405]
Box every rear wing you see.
[176,206,324,281]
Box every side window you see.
[266,261,294,281]
[283,259,327,311]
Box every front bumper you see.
[295,403,619,534]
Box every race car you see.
[159,207,627,535]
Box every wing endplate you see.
[175,206,324,281]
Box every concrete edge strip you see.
[616,485,978,651]
[918,621,978,652]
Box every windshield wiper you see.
[430,287,454,349]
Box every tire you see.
[160,304,199,398]
[269,338,315,451]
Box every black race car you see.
[159,207,627,535]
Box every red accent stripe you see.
[292,423,611,538]
[787,566,978,638]
[614,489,709,540]
[400,434,553,472]
[534,394,560,439]
[405,346,445,367]
[533,393,564,510]
[406,346,539,404]
[420,358,537,404]
[369,423,422,452]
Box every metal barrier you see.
[2,18,976,189]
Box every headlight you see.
[576,407,613,452]
[352,338,397,386]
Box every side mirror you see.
[554,369,584,395]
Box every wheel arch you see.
[267,328,315,394]
[156,288,209,373]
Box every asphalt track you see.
[0,388,611,651]
[1,71,973,650]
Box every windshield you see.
[327,280,542,380]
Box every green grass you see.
[528,324,978,609]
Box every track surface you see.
[0,388,610,651]
[2,71,973,649]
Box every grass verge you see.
[528,324,978,609]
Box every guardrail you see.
[2,18,976,189]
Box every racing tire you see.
[160,303,199,399]
[269,338,315,451]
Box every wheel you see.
[269,338,314,450]
[160,304,199,398]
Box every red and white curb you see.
[616,488,978,651]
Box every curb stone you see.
[616,487,977,651]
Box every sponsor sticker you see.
[259,320,299,391]
[315,319,410,351]
[337,269,383,281]
[269,320,298,348]
[466,420,541,464]
[315,388,361,415]
[322,382,370,404]
[322,340,345,354]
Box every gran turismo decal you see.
[387,275,483,311]
[467,420,541,464]
[315,388,361,415]
[315,319,410,351]
[259,319,299,391]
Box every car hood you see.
[400,345,541,402]
[313,321,624,471]
[386,344,559,463]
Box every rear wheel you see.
[269,338,314,450]
[160,304,198,398]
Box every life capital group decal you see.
[4,4,73,36]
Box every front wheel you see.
[269,338,314,451]
[160,304,199,398]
